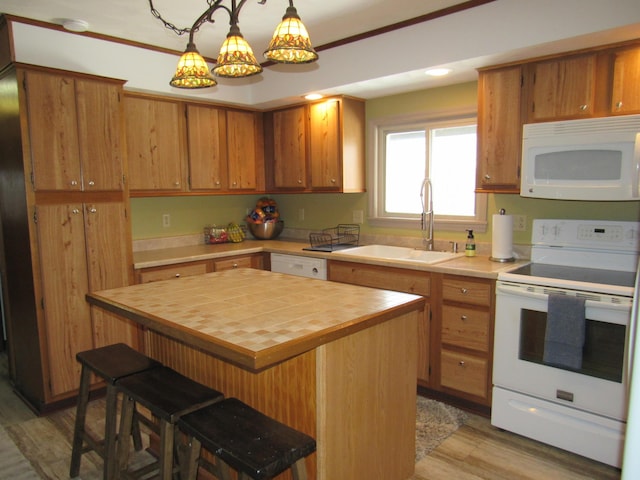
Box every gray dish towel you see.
[543,293,586,370]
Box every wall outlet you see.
[298,208,305,221]
[352,210,364,224]
[162,213,171,228]
[513,214,526,231]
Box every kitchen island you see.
[87,268,424,480]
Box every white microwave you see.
[521,114,640,201]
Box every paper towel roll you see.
[491,214,514,261]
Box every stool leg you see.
[115,395,135,479]
[179,437,201,480]
[102,384,118,480]
[291,458,308,480]
[158,420,175,480]
[131,410,144,451]
[69,365,91,477]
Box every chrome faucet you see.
[420,178,434,251]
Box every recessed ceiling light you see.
[62,19,89,33]
[304,93,323,100]
[425,68,451,77]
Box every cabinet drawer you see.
[213,256,255,271]
[442,276,491,306]
[329,261,430,296]
[138,261,209,283]
[441,305,490,352]
[440,350,488,399]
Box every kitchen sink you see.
[334,244,463,264]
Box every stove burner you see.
[508,263,636,289]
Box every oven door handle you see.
[496,284,631,312]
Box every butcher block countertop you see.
[87,268,424,371]
[133,239,527,278]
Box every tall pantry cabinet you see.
[0,66,138,412]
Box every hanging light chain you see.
[148,0,268,37]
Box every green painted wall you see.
[131,81,640,243]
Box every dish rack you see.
[309,224,360,251]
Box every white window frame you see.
[367,106,487,233]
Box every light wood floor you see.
[0,352,622,479]
[413,411,621,480]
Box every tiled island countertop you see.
[87,268,423,480]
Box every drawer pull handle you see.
[232,263,238,268]
[175,273,181,278]
[458,361,466,367]
[460,315,467,321]
[460,288,468,294]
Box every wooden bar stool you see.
[177,397,316,480]
[70,343,162,480]
[114,366,224,480]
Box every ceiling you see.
[2,0,640,105]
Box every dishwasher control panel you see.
[270,253,327,280]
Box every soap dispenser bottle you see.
[465,229,476,257]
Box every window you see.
[368,108,487,232]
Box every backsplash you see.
[133,227,532,259]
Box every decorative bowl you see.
[247,221,284,240]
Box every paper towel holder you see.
[490,208,515,263]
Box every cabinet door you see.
[187,104,226,190]
[310,99,341,190]
[125,96,186,191]
[25,71,82,191]
[36,204,93,397]
[272,106,307,188]
[611,47,640,114]
[84,202,136,347]
[476,66,522,191]
[531,54,596,120]
[75,79,124,191]
[227,110,258,190]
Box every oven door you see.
[494,281,631,421]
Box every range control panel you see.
[532,219,639,251]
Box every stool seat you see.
[70,343,162,479]
[115,366,224,480]
[178,398,316,480]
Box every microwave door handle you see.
[496,284,631,312]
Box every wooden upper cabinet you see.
[23,70,124,192]
[226,109,262,191]
[309,99,341,189]
[268,97,365,193]
[476,66,523,192]
[187,105,263,192]
[75,79,125,191]
[610,46,640,115]
[125,95,187,191]
[530,54,597,121]
[272,105,307,189]
[187,104,226,190]
[309,97,365,192]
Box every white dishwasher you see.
[270,253,327,280]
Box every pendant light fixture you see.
[149,0,318,89]
[264,2,318,63]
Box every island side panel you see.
[144,330,318,480]
[316,309,418,480]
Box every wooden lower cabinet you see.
[435,273,495,407]
[328,261,496,409]
[327,260,432,384]
[136,253,265,284]
[213,253,264,271]
[137,260,211,283]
